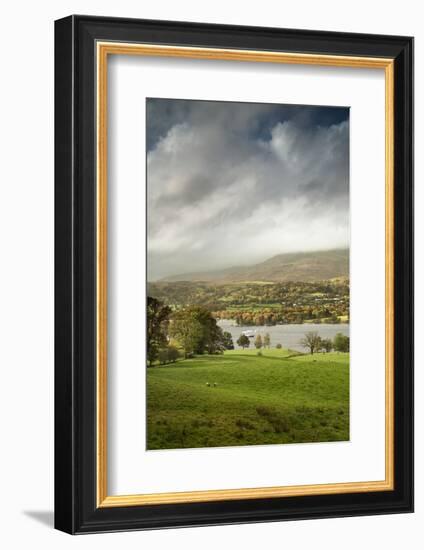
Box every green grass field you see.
[146,349,349,450]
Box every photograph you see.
[146,98,350,450]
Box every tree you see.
[169,306,226,357]
[186,306,225,354]
[320,338,333,353]
[222,331,234,350]
[237,334,250,349]
[254,334,263,349]
[333,332,349,352]
[300,331,321,355]
[147,296,171,366]
[263,333,271,348]
[169,310,203,359]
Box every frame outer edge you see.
[409,37,414,511]
[398,36,414,511]
[54,15,77,534]
[54,15,414,533]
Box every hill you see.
[160,248,349,283]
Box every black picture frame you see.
[55,14,413,534]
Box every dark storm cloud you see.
[146,99,349,280]
[147,99,348,151]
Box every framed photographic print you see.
[54,15,413,534]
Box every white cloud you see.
[147,104,349,280]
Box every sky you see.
[147,98,349,281]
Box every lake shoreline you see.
[217,321,350,352]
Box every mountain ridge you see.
[159,248,349,284]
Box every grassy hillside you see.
[147,349,349,450]
[160,248,349,283]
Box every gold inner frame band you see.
[96,42,394,508]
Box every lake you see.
[217,321,349,352]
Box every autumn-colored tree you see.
[254,334,263,349]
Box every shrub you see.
[235,419,254,430]
[158,348,169,365]
[276,343,282,349]
[256,405,273,417]
[257,350,262,356]
[167,345,180,362]
[158,345,180,364]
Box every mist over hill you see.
[159,248,349,284]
